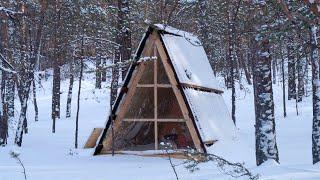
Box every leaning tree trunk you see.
[15,76,33,146]
[310,26,320,164]
[15,97,29,146]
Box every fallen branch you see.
[184,151,259,180]
[10,150,27,180]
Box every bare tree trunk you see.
[75,36,84,149]
[253,37,279,165]
[32,79,39,122]
[66,61,74,118]
[5,73,15,119]
[52,63,60,133]
[272,59,277,84]
[52,3,61,133]
[15,86,31,146]
[287,36,296,100]
[95,56,102,89]
[118,0,132,80]
[280,45,287,118]
[252,2,279,165]
[0,104,8,146]
[101,58,107,82]
[0,72,8,146]
[228,12,236,125]
[238,45,252,85]
[297,47,305,102]
[310,26,320,164]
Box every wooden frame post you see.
[154,45,158,150]
[154,37,204,153]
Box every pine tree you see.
[252,1,279,166]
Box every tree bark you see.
[252,2,279,165]
[118,0,132,80]
[310,26,320,164]
[95,56,102,89]
[280,44,287,118]
[287,36,296,100]
[32,79,39,122]
[297,47,305,102]
[66,60,74,118]
[253,37,279,166]
[75,36,85,149]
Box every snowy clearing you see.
[0,72,319,180]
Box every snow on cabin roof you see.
[153,24,222,91]
[153,24,199,42]
[183,88,236,142]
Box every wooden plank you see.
[154,45,158,150]
[123,118,186,122]
[154,38,204,153]
[136,84,171,88]
[84,128,103,148]
[99,150,191,159]
[180,83,223,94]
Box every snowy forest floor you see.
[1,68,320,180]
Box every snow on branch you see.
[304,0,320,17]
[0,7,24,19]
[0,53,16,74]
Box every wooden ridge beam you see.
[136,84,172,88]
[123,118,187,122]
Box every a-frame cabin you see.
[92,24,235,156]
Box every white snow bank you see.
[183,88,236,142]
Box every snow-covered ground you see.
[1,69,320,180]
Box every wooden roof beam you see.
[180,83,224,94]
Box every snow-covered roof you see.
[183,88,236,142]
[155,24,222,91]
[153,24,234,142]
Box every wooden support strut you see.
[180,83,223,94]
[154,37,204,153]
[154,45,158,150]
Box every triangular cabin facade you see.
[92,24,235,156]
